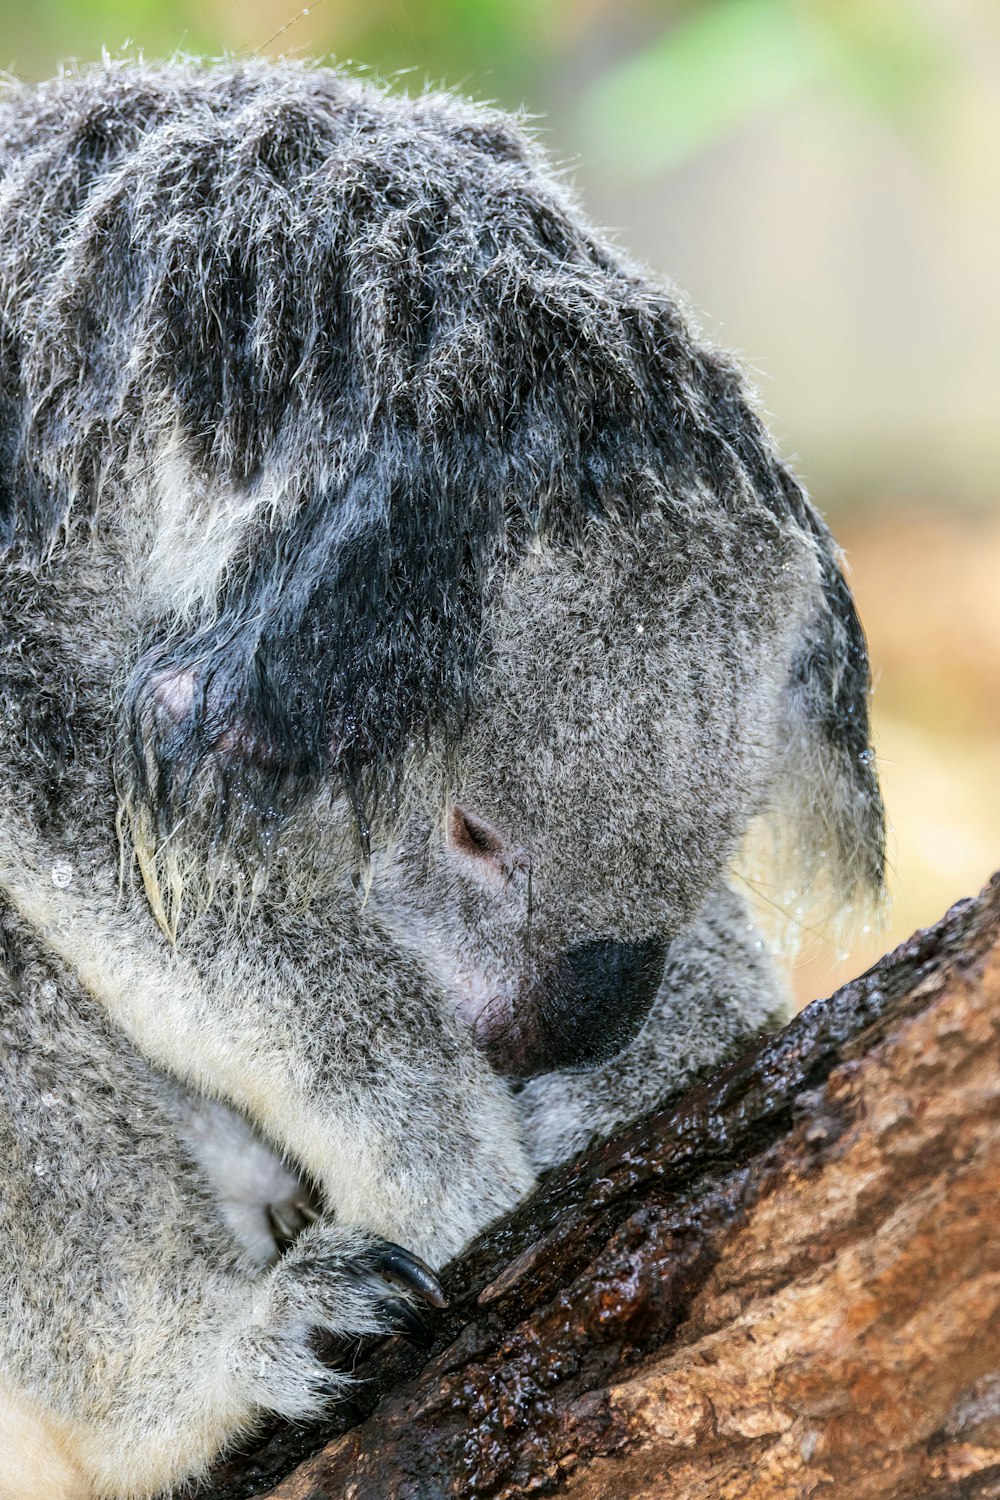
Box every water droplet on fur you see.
[51,860,73,889]
[858,748,874,765]
[836,950,850,962]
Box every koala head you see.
[0,61,885,1081]
[371,499,825,1077]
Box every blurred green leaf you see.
[576,0,823,180]
[803,0,956,139]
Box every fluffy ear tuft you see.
[762,472,886,924]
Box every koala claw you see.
[275,1225,447,1341]
[242,1223,448,1419]
[371,1240,448,1309]
[379,1294,434,1346]
[267,1194,321,1253]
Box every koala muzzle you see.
[482,936,668,1079]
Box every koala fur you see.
[0,58,883,1499]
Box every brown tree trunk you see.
[202,876,1000,1500]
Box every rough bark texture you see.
[200,876,1000,1500]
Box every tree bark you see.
[201,875,1000,1500]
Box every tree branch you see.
[201,875,1000,1500]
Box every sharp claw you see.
[373,1242,448,1309]
[267,1204,298,1248]
[382,1295,433,1346]
[267,1190,324,1252]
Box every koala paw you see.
[236,1222,447,1420]
[277,1219,448,1337]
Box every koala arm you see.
[516,884,790,1172]
[0,955,456,1500]
[1,812,532,1269]
[176,892,534,1266]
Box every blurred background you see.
[7,0,999,1001]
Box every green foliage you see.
[576,0,961,180]
[0,0,972,175]
[4,0,214,76]
[805,0,956,140]
[577,0,820,178]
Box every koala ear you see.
[768,471,886,913]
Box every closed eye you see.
[448,805,505,860]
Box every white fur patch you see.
[174,1094,306,1266]
[0,1378,90,1500]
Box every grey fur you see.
[0,58,883,1498]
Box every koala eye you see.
[448,805,505,861]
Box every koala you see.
[0,58,884,1500]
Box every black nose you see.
[534,936,668,1075]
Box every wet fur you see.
[0,59,883,1498]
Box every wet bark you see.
[201,875,1000,1500]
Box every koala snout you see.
[537,937,669,1074]
[480,936,668,1079]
